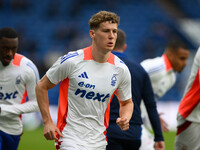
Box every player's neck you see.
[91,45,111,63]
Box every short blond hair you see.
[88,11,120,30]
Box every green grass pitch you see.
[18,126,176,150]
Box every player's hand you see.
[43,122,63,140]
[159,113,169,132]
[154,141,165,150]
[116,117,129,131]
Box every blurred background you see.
[1,0,200,132]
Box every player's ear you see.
[89,30,95,38]
[123,43,127,52]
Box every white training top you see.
[177,47,200,126]
[46,46,132,148]
[0,53,39,135]
[140,54,176,128]
[141,54,176,100]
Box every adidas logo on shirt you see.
[78,72,88,79]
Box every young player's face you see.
[171,48,189,73]
[92,21,118,52]
[0,37,18,66]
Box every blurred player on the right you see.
[140,40,189,150]
[175,47,200,150]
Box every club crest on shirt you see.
[111,74,117,86]
[16,75,21,84]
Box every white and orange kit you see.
[46,46,132,149]
[0,53,39,135]
[175,47,200,150]
[140,54,176,150]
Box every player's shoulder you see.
[13,53,36,67]
[141,56,163,65]
[114,55,128,68]
[13,53,39,79]
[141,56,165,72]
[59,48,84,65]
[113,55,131,74]
[21,55,33,64]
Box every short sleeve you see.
[46,52,77,84]
[115,66,132,101]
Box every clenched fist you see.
[116,117,130,131]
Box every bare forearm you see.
[116,99,133,131]
[119,99,134,121]
[36,82,53,124]
[35,75,63,140]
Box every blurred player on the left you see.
[0,27,40,150]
